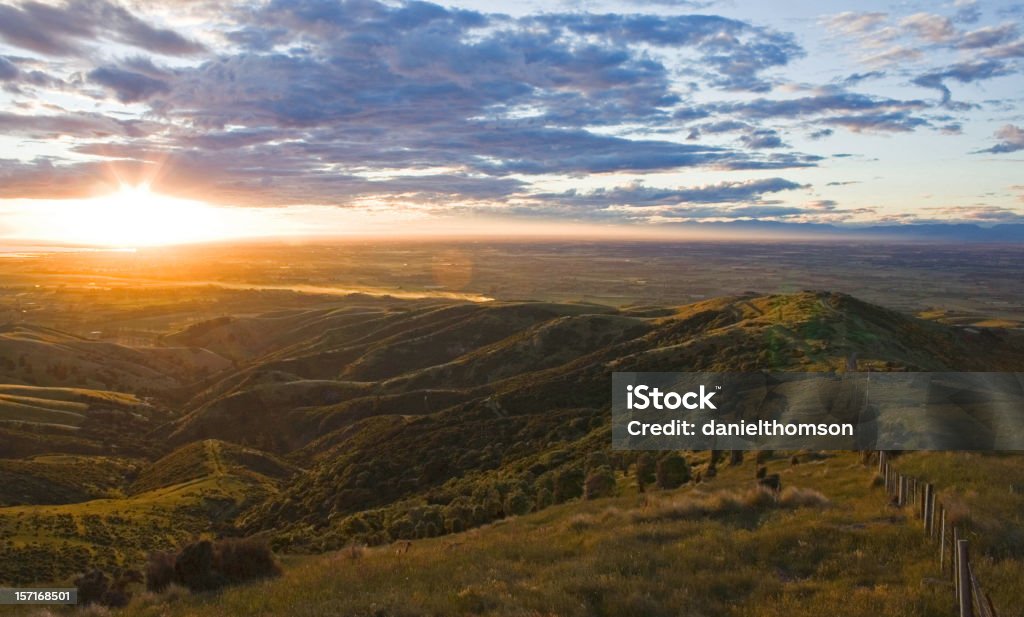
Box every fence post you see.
[939,506,946,572]
[954,527,961,592]
[930,489,938,539]
[957,539,973,617]
[923,483,933,534]
[898,474,904,506]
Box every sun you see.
[45,185,237,247]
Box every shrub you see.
[504,489,532,516]
[213,537,281,585]
[145,537,281,595]
[553,467,584,502]
[656,454,690,489]
[778,487,830,508]
[145,551,176,593]
[74,569,109,606]
[174,539,222,592]
[584,466,617,500]
[636,453,656,487]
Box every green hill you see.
[0,439,295,586]
[2,290,1023,604]
[110,451,1023,617]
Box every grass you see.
[0,441,286,587]
[886,451,1024,613]
[10,451,973,617]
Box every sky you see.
[0,0,1023,244]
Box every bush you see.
[656,454,690,489]
[584,466,617,500]
[214,537,282,585]
[636,453,656,487]
[145,551,176,593]
[145,537,281,595]
[504,489,532,515]
[553,467,584,503]
[74,569,109,606]
[174,539,222,592]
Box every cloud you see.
[900,13,955,43]
[0,56,19,81]
[0,111,146,139]
[823,112,929,133]
[842,71,885,85]
[0,0,205,57]
[822,12,888,36]
[715,92,929,133]
[920,205,1024,222]
[957,23,1018,48]
[978,124,1024,154]
[740,129,786,149]
[535,178,807,208]
[806,199,838,210]
[861,46,921,68]
[954,0,982,24]
[89,66,170,103]
[912,60,1011,106]
[1,0,1014,227]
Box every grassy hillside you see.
[0,455,142,506]
[95,451,987,617]
[2,290,1023,608]
[0,440,293,586]
[0,325,226,398]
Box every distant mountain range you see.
[674,221,1024,242]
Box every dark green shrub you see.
[656,454,691,489]
[584,466,617,500]
[145,551,176,592]
[213,538,281,584]
[174,540,222,591]
[553,467,584,502]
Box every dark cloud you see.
[740,129,786,149]
[535,178,807,208]
[954,2,982,24]
[912,60,1011,106]
[807,199,838,210]
[977,124,1024,154]
[0,0,205,57]
[823,112,929,133]
[6,0,997,226]
[0,56,19,81]
[0,111,146,138]
[720,92,925,119]
[842,71,885,85]
[658,204,820,219]
[699,120,749,134]
[89,66,170,103]
[532,12,803,92]
[957,23,1018,48]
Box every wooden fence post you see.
[939,506,946,572]
[923,483,933,534]
[957,539,973,617]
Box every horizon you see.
[1,0,1023,246]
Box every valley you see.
[0,241,1022,615]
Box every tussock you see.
[632,485,828,523]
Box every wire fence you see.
[876,451,1001,617]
